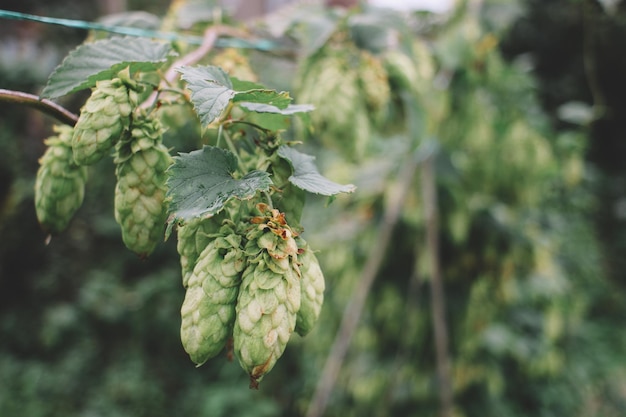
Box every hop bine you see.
[35,124,88,235]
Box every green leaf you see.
[41,37,173,98]
[166,146,272,223]
[232,90,292,109]
[177,65,235,127]
[278,145,356,196]
[231,77,266,91]
[239,102,315,114]
[178,66,295,127]
[238,103,315,131]
[230,77,292,110]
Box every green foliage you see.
[166,146,272,222]
[277,145,356,196]
[2,0,626,416]
[41,37,173,99]
[177,65,291,127]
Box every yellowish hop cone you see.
[233,204,301,388]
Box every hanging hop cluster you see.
[294,41,390,160]
[177,204,325,388]
[113,112,172,257]
[34,68,172,259]
[34,124,88,234]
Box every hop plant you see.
[180,221,246,365]
[295,238,325,337]
[295,43,373,160]
[357,49,391,125]
[71,68,141,166]
[233,204,301,388]
[34,124,88,234]
[113,113,172,257]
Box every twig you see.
[140,25,253,109]
[305,146,423,417]
[581,0,607,120]
[0,89,78,126]
[421,154,453,417]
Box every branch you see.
[421,154,454,417]
[141,25,255,109]
[305,146,424,417]
[0,89,78,126]
[582,0,607,120]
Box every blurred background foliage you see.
[1,0,626,416]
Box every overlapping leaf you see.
[41,37,173,98]
[166,146,272,223]
[177,65,293,128]
[278,145,356,195]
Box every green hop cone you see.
[180,222,246,365]
[295,43,371,160]
[114,114,171,257]
[294,238,325,337]
[35,124,88,234]
[357,50,391,127]
[176,213,225,288]
[72,68,141,166]
[233,204,301,388]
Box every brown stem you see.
[141,25,256,109]
[421,155,453,417]
[0,89,78,126]
[305,149,421,417]
[582,0,606,120]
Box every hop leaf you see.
[35,125,88,234]
[41,36,173,99]
[166,146,272,223]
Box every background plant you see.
[1,1,625,417]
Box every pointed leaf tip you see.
[41,37,173,98]
[166,146,272,223]
[277,145,356,196]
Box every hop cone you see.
[114,115,171,257]
[35,124,88,234]
[180,222,246,365]
[72,69,140,166]
[357,50,391,126]
[295,44,370,160]
[176,214,224,288]
[233,204,301,388]
[295,238,325,337]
